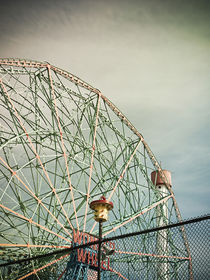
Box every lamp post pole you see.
[98,221,102,280]
[89,196,114,280]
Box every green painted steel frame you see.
[0,58,193,280]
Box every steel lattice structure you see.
[0,58,192,279]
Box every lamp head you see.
[90,196,113,222]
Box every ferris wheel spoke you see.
[103,195,173,237]
[90,140,142,234]
[0,203,71,244]
[0,217,28,244]
[83,93,101,232]
[0,243,71,249]
[107,140,141,202]
[47,65,79,231]
[0,156,73,239]
[0,78,75,232]
[0,178,20,206]
[16,253,70,280]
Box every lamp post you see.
[90,196,113,280]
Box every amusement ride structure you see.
[0,58,193,279]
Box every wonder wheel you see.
[0,58,192,279]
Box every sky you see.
[0,0,209,219]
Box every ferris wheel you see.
[0,58,192,279]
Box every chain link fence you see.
[100,215,209,280]
[0,215,209,279]
[64,215,209,280]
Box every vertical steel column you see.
[151,170,171,280]
[156,183,169,280]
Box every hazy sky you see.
[0,0,209,218]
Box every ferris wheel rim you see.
[0,57,186,233]
[0,58,193,279]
